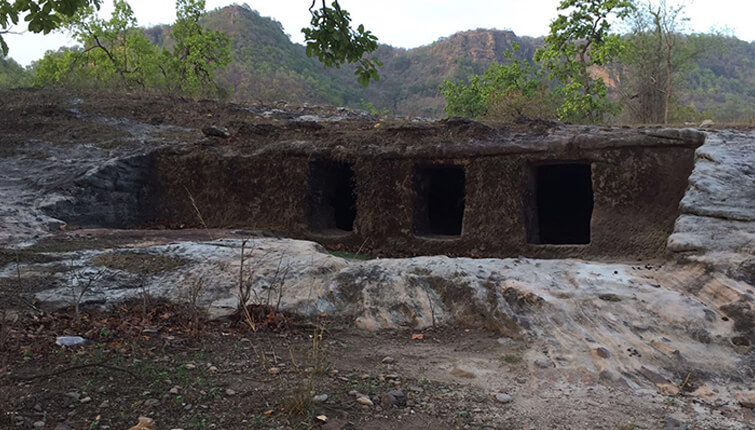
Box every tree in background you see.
[33,0,230,97]
[653,0,686,124]
[0,53,31,86]
[164,0,231,96]
[441,0,633,124]
[615,1,668,123]
[619,0,718,124]
[36,0,162,88]
[441,44,560,121]
[534,0,634,123]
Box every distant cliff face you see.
[433,30,530,63]
[337,29,544,117]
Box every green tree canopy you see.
[534,0,634,122]
[0,0,101,54]
[166,0,232,96]
[441,44,559,121]
[0,52,31,86]
[33,0,231,97]
[302,0,381,86]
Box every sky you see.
[4,0,753,66]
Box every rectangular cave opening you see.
[308,160,357,233]
[527,163,593,245]
[414,165,465,237]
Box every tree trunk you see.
[664,39,672,124]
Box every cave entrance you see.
[527,163,593,244]
[308,161,356,233]
[414,165,465,237]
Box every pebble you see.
[534,359,552,368]
[33,422,45,429]
[595,347,611,359]
[225,389,237,396]
[80,396,92,404]
[202,126,230,139]
[268,367,281,375]
[144,399,160,407]
[494,393,514,404]
[185,363,196,370]
[664,416,689,430]
[735,391,755,409]
[599,370,617,381]
[382,389,406,408]
[381,356,395,364]
[169,386,181,395]
[313,394,329,403]
[208,366,218,372]
[450,367,476,378]
[99,400,110,409]
[356,396,374,406]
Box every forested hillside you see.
[201,5,754,121]
[682,35,754,122]
[0,55,31,88]
[191,5,538,116]
[5,4,753,122]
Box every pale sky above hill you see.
[4,0,753,66]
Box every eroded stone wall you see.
[144,135,699,259]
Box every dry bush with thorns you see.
[185,274,206,336]
[237,239,291,332]
[69,268,106,325]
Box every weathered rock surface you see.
[668,130,755,272]
[0,95,193,246]
[0,142,106,246]
[5,235,750,402]
[41,151,160,228]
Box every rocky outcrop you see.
[7,236,747,398]
[668,130,755,273]
[666,130,755,347]
[41,151,160,228]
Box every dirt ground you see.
[1,302,750,430]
